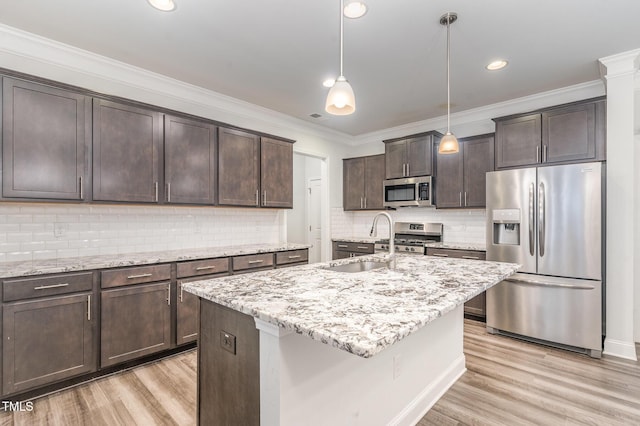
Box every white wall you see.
[287,154,308,244]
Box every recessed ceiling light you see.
[486,60,508,71]
[323,78,336,88]
[148,0,176,12]
[344,1,367,19]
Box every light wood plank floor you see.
[1,320,639,425]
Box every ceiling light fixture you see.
[325,0,356,115]
[438,12,459,155]
[486,59,508,71]
[147,0,176,12]
[344,1,367,19]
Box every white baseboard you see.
[604,337,638,361]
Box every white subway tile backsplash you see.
[0,203,282,261]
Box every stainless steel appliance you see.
[486,162,604,358]
[383,176,433,208]
[375,222,442,254]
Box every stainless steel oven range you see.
[375,222,443,254]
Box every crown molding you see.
[0,23,352,146]
[599,48,640,79]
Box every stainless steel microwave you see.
[383,176,433,208]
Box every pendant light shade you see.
[326,0,356,115]
[325,76,356,115]
[438,12,459,155]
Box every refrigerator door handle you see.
[538,182,545,257]
[504,277,595,290]
[529,182,535,256]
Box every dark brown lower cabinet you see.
[176,281,199,346]
[426,247,487,318]
[332,241,374,260]
[100,282,171,368]
[198,299,260,425]
[2,293,96,395]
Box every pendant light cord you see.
[446,13,451,133]
[340,0,344,76]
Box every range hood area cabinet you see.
[343,154,385,211]
[217,127,294,208]
[434,134,494,209]
[0,72,294,209]
[493,97,606,170]
[383,131,442,180]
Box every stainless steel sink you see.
[323,260,390,273]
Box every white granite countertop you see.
[424,242,486,251]
[183,253,519,358]
[0,243,311,279]
[332,237,379,244]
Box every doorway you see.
[288,152,326,263]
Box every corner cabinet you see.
[2,77,89,201]
[343,154,385,211]
[92,99,163,203]
[494,98,605,169]
[435,134,494,208]
[164,115,217,205]
[218,127,294,208]
[383,132,441,179]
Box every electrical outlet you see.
[53,223,68,238]
[220,330,236,355]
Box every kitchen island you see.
[184,253,519,425]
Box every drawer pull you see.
[356,246,370,249]
[248,260,265,264]
[432,253,449,257]
[127,273,153,279]
[34,283,69,290]
[462,255,480,260]
[288,255,302,259]
[195,266,217,271]
[337,244,348,248]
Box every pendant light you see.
[438,12,459,154]
[325,0,356,115]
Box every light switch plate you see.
[220,330,236,355]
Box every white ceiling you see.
[1,0,639,136]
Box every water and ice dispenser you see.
[491,209,521,245]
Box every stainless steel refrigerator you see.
[485,162,604,358]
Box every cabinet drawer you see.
[332,242,374,254]
[275,249,308,266]
[3,272,93,302]
[232,253,274,272]
[177,258,229,278]
[101,264,171,288]
[426,248,486,260]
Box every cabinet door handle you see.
[248,259,264,264]
[195,265,217,271]
[406,163,409,176]
[364,197,367,209]
[263,190,267,205]
[462,255,480,260]
[127,273,152,279]
[87,295,91,321]
[288,255,301,259]
[337,244,348,248]
[79,176,84,200]
[34,283,69,290]
[402,163,406,177]
[179,282,184,302]
[255,189,259,206]
[432,253,449,257]
[154,182,159,202]
[167,182,171,202]
[459,192,462,207]
[167,284,171,306]
[543,145,548,163]
[464,191,467,206]
[536,146,540,163]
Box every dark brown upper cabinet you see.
[164,115,217,205]
[2,77,90,200]
[343,154,385,211]
[92,99,162,203]
[435,134,494,208]
[383,132,440,179]
[217,127,260,206]
[218,127,294,208]
[261,137,293,208]
[494,98,605,170]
